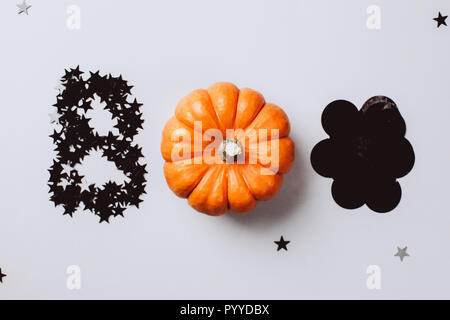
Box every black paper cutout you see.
[311,96,414,213]
[48,66,147,223]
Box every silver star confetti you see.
[49,112,60,124]
[17,0,31,15]
[394,246,410,262]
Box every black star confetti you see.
[0,268,6,283]
[434,12,448,28]
[48,66,147,223]
[17,0,31,15]
[311,96,415,213]
[394,246,409,262]
[274,236,290,251]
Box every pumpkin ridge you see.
[230,90,240,131]
[175,89,222,133]
[225,165,230,210]
[207,82,240,134]
[163,160,210,198]
[203,91,223,133]
[207,93,225,134]
[188,165,228,215]
[220,166,229,210]
[185,166,210,197]
[226,165,257,212]
[174,113,220,139]
[244,103,290,139]
[245,137,295,174]
[240,102,266,131]
[245,104,268,132]
[236,164,258,200]
[171,114,219,152]
[184,165,215,199]
[244,136,283,148]
[161,116,208,162]
[234,88,266,130]
[174,114,198,132]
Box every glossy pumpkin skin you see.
[161,82,295,215]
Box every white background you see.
[0,0,449,299]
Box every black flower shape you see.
[311,96,415,213]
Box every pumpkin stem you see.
[218,138,243,163]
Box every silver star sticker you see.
[49,112,60,124]
[394,246,410,262]
[17,1,31,15]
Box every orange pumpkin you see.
[161,82,295,215]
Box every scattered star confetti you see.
[394,246,410,262]
[433,12,448,28]
[48,66,146,223]
[274,236,290,251]
[0,268,6,283]
[17,0,31,15]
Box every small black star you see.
[70,65,84,79]
[79,100,92,113]
[274,236,290,251]
[434,12,448,28]
[0,268,6,283]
